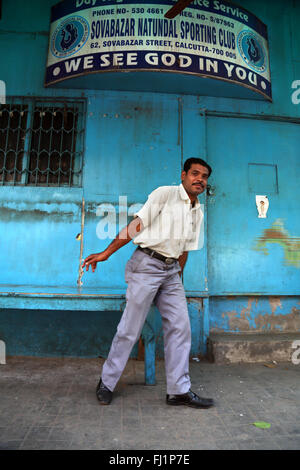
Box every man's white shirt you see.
[133,184,204,259]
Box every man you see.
[82,158,214,409]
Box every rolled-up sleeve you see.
[134,186,169,229]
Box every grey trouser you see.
[101,248,192,394]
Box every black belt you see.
[138,246,178,265]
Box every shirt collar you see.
[179,184,201,209]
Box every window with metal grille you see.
[0,97,86,186]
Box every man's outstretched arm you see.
[82,217,143,273]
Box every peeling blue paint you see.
[210,296,300,333]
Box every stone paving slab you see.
[0,357,299,450]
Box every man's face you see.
[181,163,210,197]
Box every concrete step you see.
[207,331,300,364]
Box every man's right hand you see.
[82,252,109,272]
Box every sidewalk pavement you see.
[0,356,299,450]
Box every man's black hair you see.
[183,158,212,177]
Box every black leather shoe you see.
[166,390,214,408]
[96,378,113,405]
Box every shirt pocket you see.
[160,203,184,240]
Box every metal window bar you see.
[0,103,28,184]
[0,96,86,187]
[10,106,20,184]
[20,101,33,185]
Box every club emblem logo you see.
[237,30,266,73]
[51,16,89,59]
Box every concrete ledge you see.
[207,331,300,364]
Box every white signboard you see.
[46,0,271,100]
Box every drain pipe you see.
[77,196,85,287]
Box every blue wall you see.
[0,0,299,357]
